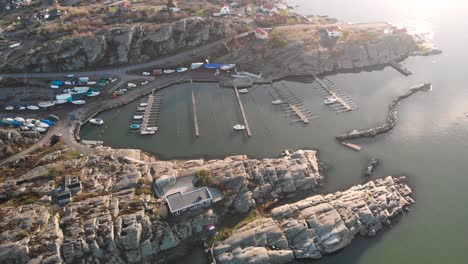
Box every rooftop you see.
[166,187,212,213]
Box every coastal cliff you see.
[0,17,245,72]
[213,176,414,263]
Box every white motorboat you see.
[38,101,56,108]
[55,99,68,104]
[72,100,86,105]
[238,89,249,94]
[4,106,14,111]
[140,130,156,135]
[14,117,25,123]
[191,62,204,70]
[89,118,104,126]
[33,127,47,133]
[324,96,338,105]
[27,105,40,110]
[220,64,236,70]
[127,83,137,88]
[137,107,146,111]
[87,91,100,97]
[163,69,175,74]
[233,124,246,131]
[140,103,148,107]
[146,127,158,131]
[272,99,285,105]
[133,115,144,120]
[36,122,50,128]
[177,67,188,73]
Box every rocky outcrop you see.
[220,30,418,78]
[0,17,243,72]
[337,83,432,141]
[213,176,414,263]
[0,129,42,160]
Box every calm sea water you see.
[81,1,468,263]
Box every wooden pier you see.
[138,90,164,133]
[233,85,252,137]
[268,83,316,124]
[191,85,200,137]
[313,76,357,113]
[141,94,155,131]
[389,60,412,76]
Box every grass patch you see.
[213,210,260,242]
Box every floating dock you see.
[137,90,164,133]
[312,76,358,113]
[191,83,200,137]
[233,85,252,137]
[268,83,316,124]
[141,94,155,131]
[341,142,362,151]
[389,60,412,76]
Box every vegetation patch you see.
[213,210,260,242]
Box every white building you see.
[213,4,230,17]
[326,26,343,38]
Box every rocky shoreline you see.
[213,176,414,263]
[336,83,432,141]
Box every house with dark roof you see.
[56,176,82,205]
[166,187,213,215]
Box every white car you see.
[142,72,151,76]
[141,81,149,85]
[127,83,137,88]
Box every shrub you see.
[17,230,29,238]
[196,169,211,186]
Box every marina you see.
[312,75,358,113]
[233,84,252,137]
[136,89,164,134]
[268,82,316,124]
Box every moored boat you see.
[14,117,25,123]
[89,118,104,126]
[146,127,158,131]
[133,115,144,120]
[272,99,285,105]
[190,62,204,70]
[233,124,246,131]
[238,89,249,94]
[72,100,86,105]
[324,96,338,105]
[140,130,156,135]
[130,124,141,129]
[38,101,56,108]
[139,103,148,107]
[27,105,40,110]
[177,67,188,73]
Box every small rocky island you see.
[213,176,414,263]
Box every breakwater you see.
[336,83,432,141]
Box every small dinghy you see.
[72,100,86,105]
[233,124,246,131]
[133,115,144,120]
[27,105,40,110]
[4,106,14,111]
[238,89,249,94]
[272,99,285,105]
[38,101,56,108]
[140,130,156,135]
[146,127,158,131]
[163,69,175,74]
[36,122,50,128]
[55,99,68,104]
[87,91,100,97]
[177,67,188,73]
[33,127,47,133]
[130,124,141,129]
[89,118,104,126]
[191,62,204,70]
[324,96,338,105]
[14,117,25,123]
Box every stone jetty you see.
[337,83,431,141]
[213,176,414,263]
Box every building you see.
[255,28,269,40]
[261,3,277,14]
[326,25,343,38]
[272,12,287,24]
[213,4,230,17]
[56,176,82,205]
[166,187,213,215]
[120,0,132,13]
